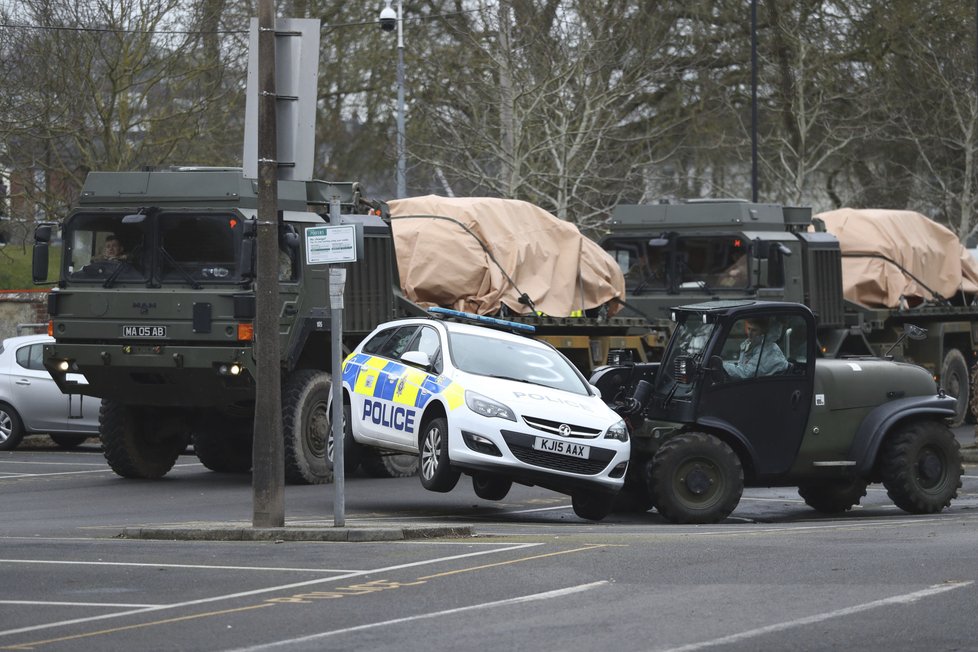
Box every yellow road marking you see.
[417,544,607,580]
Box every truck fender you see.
[693,415,758,470]
[849,395,957,475]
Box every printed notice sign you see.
[305,225,357,264]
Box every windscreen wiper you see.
[159,247,201,289]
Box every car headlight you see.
[464,390,516,421]
[604,419,629,442]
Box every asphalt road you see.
[2,435,977,651]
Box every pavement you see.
[120,522,474,542]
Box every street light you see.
[380,0,406,199]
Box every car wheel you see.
[940,348,970,427]
[650,432,743,524]
[797,478,868,514]
[192,413,253,473]
[0,402,25,451]
[327,403,363,474]
[282,369,333,485]
[361,450,418,478]
[571,492,614,521]
[418,416,460,492]
[472,473,512,501]
[99,401,187,479]
[880,419,962,514]
[49,434,90,449]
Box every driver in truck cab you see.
[93,234,127,262]
[723,316,789,379]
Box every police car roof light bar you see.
[428,306,536,334]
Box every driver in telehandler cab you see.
[722,316,789,379]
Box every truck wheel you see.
[361,450,419,478]
[880,419,963,514]
[192,416,252,473]
[0,402,25,451]
[99,401,187,479]
[472,473,512,501]
[940,349,969,427]
[327,403,363,474]
[418,417,460,492]
[572,492,614,521]
[650,432,743,524]
[797,478,868,513]
[282,369,333,485]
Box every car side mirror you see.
[401,350,431,369]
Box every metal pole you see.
[253,0,285,528]
[329,199,345,528]
[396,0,406,199]
[750,0,758,203]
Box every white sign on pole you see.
[305,225,358,264]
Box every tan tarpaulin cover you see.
[815,208,978,308]
[388,195,625,316]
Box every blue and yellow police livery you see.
[341,316,630,521]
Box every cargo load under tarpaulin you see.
[815,208,978,308]
[388,195,625,317]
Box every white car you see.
[339,312,630,520]
[0,334,100,450]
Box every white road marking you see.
[225,581,609,651]
[655,581,973,652]
[0,542,542,639]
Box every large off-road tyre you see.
[327,403,363,474]
[572,492,614,521]
[0,402,25,451]
[940,348,970,427]
[49,434,90,449]
[418,417,460,492]
[879,419,962,514]
[282,369,333,485]
[99,401,187,479]
[361,449,419,478]
[192,415,253,474]
[472,473,513,501]
[650,432,744,524]
[797,478,869,514]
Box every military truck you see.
[592,300,964,524]
[600,199,977,426]
[32,167,425,483]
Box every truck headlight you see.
[604,419,629,442]
[465,390,516,421]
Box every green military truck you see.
[600,199,977,426]
[592,300,963,524]
[32,167,425,483]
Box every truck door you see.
[700,312,815,476]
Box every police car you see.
[339,310,630,520]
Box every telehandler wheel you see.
[940,348,970,427]
[797,478,868,514]
[327,403,363,474]
[880,419,962,514]
[471,472,513,501]
[192,415,253,474]
[361,450,419,478]
[650,432,743,524]
[571,492,614,521]
[282,370,334,485]
[99,401,187,479]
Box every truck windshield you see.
[61,211,246,285]
[604,236,749,293]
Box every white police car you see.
[339,310,629,521]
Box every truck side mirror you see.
[32,225,53,283]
